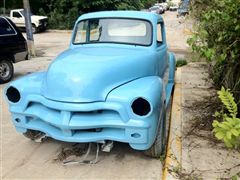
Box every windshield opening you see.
[73,18,152,46]
[150,7,159,10]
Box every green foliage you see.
[213,87,240,148]
[187,0,240,109]
[141,0,156,8]
[167,1,175,7]
[3,0,156,29]
[231,172,240,180]
[176,59,188,67]
[37,0,154,29]
[4,0,22,9]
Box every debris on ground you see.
[180,63,240,179]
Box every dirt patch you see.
[180,90,240,179]
[183,87,240,150]
[53,143,89,162]
[184,91,221,130]
[180,63,240,179]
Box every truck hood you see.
[41,47,157,102]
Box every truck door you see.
[11,11,25,27]
[156,21,168,79]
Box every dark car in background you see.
[0,17,28,84]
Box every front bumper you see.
[38,19,48,30]
[9,94,154,150]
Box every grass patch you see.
[176,59,188,67]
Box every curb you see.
[47,29,72,33]
[162,68,182,180]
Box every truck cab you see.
[9,9,48,33]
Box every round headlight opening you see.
[6,86,21,103]
[131,98,151,116]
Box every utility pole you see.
[23,0,36,57]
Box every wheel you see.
[0,59,14,84]
[144,95,173,158]
[144,109,167,158]
[41,27,47,32]
[32,24,37,34]
[23,129,46,141]
[165,95,173,148]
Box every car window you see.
[74,18,152,46]
[74,20,88,43]
[151,7,158,10]
[0,18,17,36]
[13,12,22,18]
[157,23,163,45]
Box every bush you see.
[176,59,188,67]
[187,0,240,111]
[213,87,240,148]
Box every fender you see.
[4,72,45,104]
[165,52,176,107]
[168,52,176,84]
[107,76,166,149]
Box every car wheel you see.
[0,59,14,84]
[144,95,173,158]
[144,109,167,158]
[32,24,37,34]
[165,95,173,147]
[41,27,47,32]
[23,129,46,141]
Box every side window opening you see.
[157,23,163,46]
[13,12,22,18]
[74,20,88,43]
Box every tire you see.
[144,109,167,158]
[32,24,37,34]
[144,95,173,158]
[165,95,173,148]
[23,129,45,141]
[0,59,14,84]
[41,27,47,32]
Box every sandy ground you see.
[1,11,188,180]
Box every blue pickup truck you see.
[5,11,175,157]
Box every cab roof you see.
[77,10,163,23]
[12,9,24,11]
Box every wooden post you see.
[23,0,36,57]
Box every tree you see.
[37,0,150,29]
[4,0,156,29]
[188,0,240,110]
[141,0,158,8]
